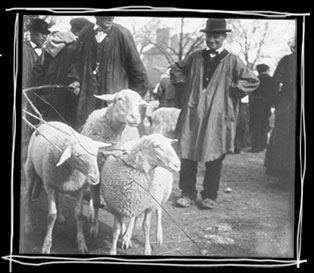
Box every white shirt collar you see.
[206,46,224,54]
[94,24,107,43]
[29,40,42,56]
[29,40,38,48]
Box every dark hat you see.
[27,18,50,35]
[200,19,231,33]
[70,18,92,32]
[256,63,270,73]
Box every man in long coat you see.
[249,63,275,152]
[32,18,92,127]
[22,18,50,163]
[68,16,148,130]
[264,39,297,183]
[170,19,259,209]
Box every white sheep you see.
[81,89,146,145]
[74,89,147,238]
[24,121,111,254]
[100,133,181,255]
[118,107,182,253]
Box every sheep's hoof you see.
[156,232,163,246]
[121,237,133,250]
[77,236,89,254]
[89,225,98,238]
[78,243,89,254]
[109,248,117,255]
[144,244,152,255]
[41,241,52,254]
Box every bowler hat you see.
[70,18,92,32]
[200,19,231,33]
[27,18,50,35]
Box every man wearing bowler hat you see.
[170,18,259,209]
[23,18,50,89]
[21,18,50,165]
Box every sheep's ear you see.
[56,146,72,167]
[94,94,116,103]
[169,139,178,144]
[94,141,112,152]
[139,99,148,107]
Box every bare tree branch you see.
[185,36,205,57]
[251,21,269,68]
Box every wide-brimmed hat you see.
[27,18,50,35]
[200,19,231,33]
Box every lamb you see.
[76,89,147,238]
[100,133,181,255]
[24,121,111,254]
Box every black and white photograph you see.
[2,7,309,270]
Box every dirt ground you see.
[19,147,295,258]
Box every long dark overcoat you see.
[264,52,297,175]
[32,32,79,126]
[171,50,259,162]
[70,23,148,129]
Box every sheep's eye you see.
[117,97,125,102]
[155,146,165,154]
[75,154,84,162]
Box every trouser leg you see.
[201,154,226,200]
[178,158,198,200]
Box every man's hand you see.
[68,81,80,96]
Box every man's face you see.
[95,16,114,31]
[30,32,48,48]
[205,32,226,50]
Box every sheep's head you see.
[94,89,147,127]
[140,134,181,173]
[150,107,181,138]
[56,137,111,185]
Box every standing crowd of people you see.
[22,16,297,210]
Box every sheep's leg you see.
[89,184,100,238]
[121,217,135,249]
[56,193,66,224]
[121,221,126,238]
[75,188,88,254]
[41,186,57,254]
[143,210,152,255]
[24,161,37,234]
[156,208,163,246]
[109,214,123,255]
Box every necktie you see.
[95,26,105,33]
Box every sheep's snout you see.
[86,174,100,185]
[167,159,181,173]
[126,113,141,127]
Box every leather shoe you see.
[199,198,215,209]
